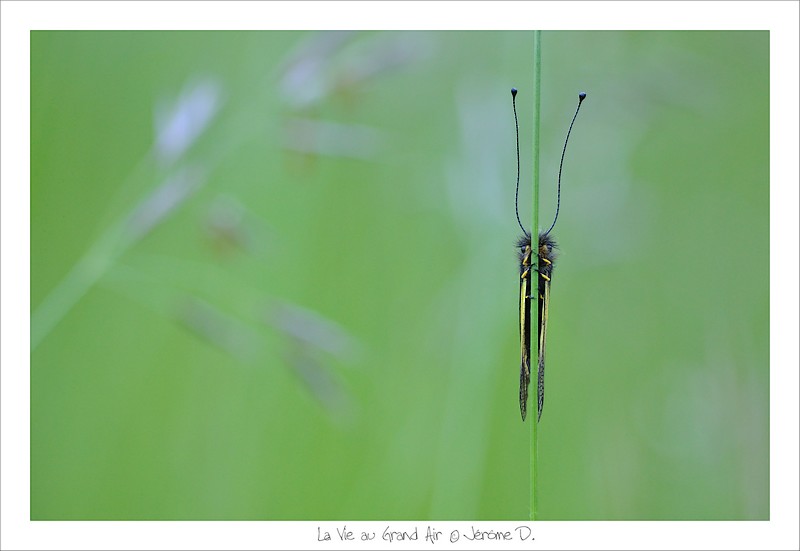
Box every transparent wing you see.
[519,271,531,421]
[537,279,550,422]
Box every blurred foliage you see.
[31,31,768,520]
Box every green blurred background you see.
[31,31,768,520]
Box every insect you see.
[512,87,586,421]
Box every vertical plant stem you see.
[529,29,542,522]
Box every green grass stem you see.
[529,29,542,522]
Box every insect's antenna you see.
[511,88,528,236]
[543,92,586,237]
